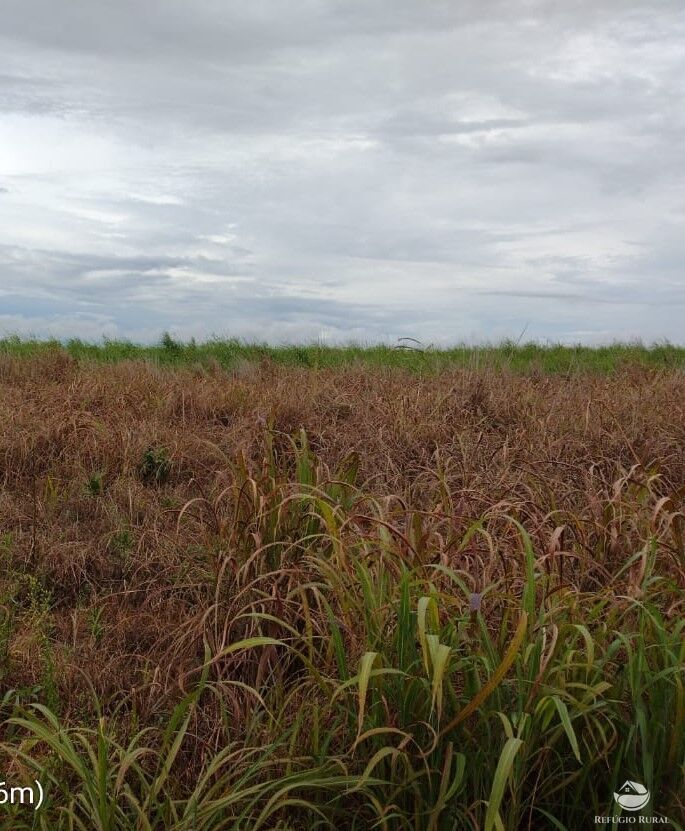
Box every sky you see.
[1,0,683,345]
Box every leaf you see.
[552,696,581,763]
[204,636,284,667]
[357,652,379,734]
[439,611,529,738]
[417,596,439,673]
[485,737,524,831]
[431,643,452,721]
[354,747,397,790]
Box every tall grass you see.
[1,334,684,373]
[0,358,683,828]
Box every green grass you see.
[2,514,683,829]
[1,334,684,373]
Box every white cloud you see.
[0,0,683,343]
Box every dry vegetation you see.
[0,351,684,829]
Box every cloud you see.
[0,0,684,343]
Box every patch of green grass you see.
[2,546,683,828]
[139,446,171,485]
[86,471,105,497]
[1,334,684,373]
[108,528,134,558]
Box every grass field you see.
[2,334,685,374]
[0,347,683,828]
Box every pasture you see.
[0,346,683,828]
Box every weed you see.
[86,471,105,496]
[139,446,171,485]
[108,529,134,558]
[88,605,105,645]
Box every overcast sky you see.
[1,1,683,345]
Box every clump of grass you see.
[139,446,171,485]
[160,330,183,361]
[86,471,105,496]
[108,529,133,558]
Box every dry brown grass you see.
[1,356,683,702]
[0,355,683,827]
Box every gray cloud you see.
[0,0,684,344]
